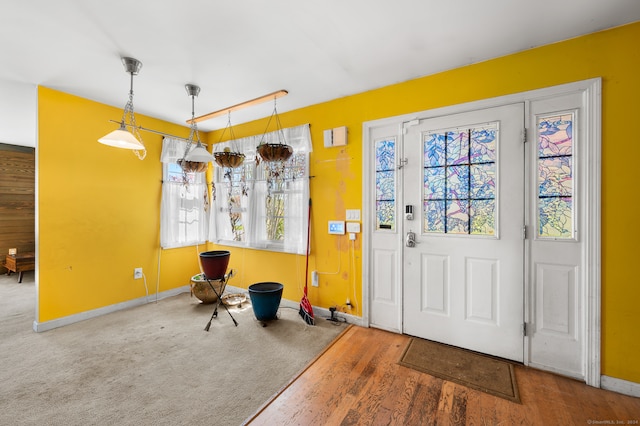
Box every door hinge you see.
[522,128,528,143]
[522,225,527,240]
[523,322,528,336]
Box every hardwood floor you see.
[247,325,640,425]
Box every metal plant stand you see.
[204,270,238,331]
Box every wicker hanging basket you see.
[178,159,208,173]
[257,143,293,162]
[214,151,245,168]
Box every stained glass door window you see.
[537,113,574,238]
[375,138,396,231]
[423,124,498,235]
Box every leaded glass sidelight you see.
[423,124,497,235]
[375,138,396,231]
[537,113,574,238]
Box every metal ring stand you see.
[204,270,238,331]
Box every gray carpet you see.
[0,272,346,425]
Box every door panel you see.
[528,93,584,378]
[369,124,403,333]
[403,104,525,362]
[466,257,498,325]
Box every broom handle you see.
[304,198,312,291]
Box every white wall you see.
[0,80,37,147]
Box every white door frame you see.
[362,78,601,387]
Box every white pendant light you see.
[179,84,214,171]
[185,144,215,162]
[98,57,147,160]
[98,125,145,150]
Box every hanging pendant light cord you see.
[123,71,146,160]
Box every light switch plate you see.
[346,209,361,221]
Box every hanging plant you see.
[214,149,245,168]
[177,159,208,173]
[256,98,293,163]
[256,143,293,162]
[214,113,245,169]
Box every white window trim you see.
[160,137,210,249]
[210,124,312,255]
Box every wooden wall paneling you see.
[0,143,35,273]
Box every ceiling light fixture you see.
[98,57,146,160]
[187,89,288,124]
[178,84,215,173]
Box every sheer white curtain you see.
[160,137,209,249]
[210,124,312,254]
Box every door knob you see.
[406,230,417,247]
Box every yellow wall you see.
[37,21,640,383]
[37,87,205,321]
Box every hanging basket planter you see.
[257,143,293,163]
[214,151,245,168]
[178,159,208,173]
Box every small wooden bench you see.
[5,252,35,283]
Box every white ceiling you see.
[1,0,639,145]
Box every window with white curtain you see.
[210,124,312,254]
[160,137,210,249]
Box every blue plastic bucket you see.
[248,282,284,321]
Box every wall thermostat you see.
[328,220,346,235]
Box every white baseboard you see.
[226,284,364,326]
[33,284,365,332]
[601,375,640,398]
[33,286,190,332]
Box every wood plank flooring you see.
[247,325,640,425]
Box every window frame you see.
[160,139,210,249]
[209,124,312,255]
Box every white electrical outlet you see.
[311,271,319,287]
[134,268,143,280]
[346,222,360,233]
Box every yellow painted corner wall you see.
[205,22,640,384]
[37,21,639,384]
[37,87,204,322]
[206,113,362,316]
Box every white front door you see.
[402,104,525,362]
[364,79,600,382]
